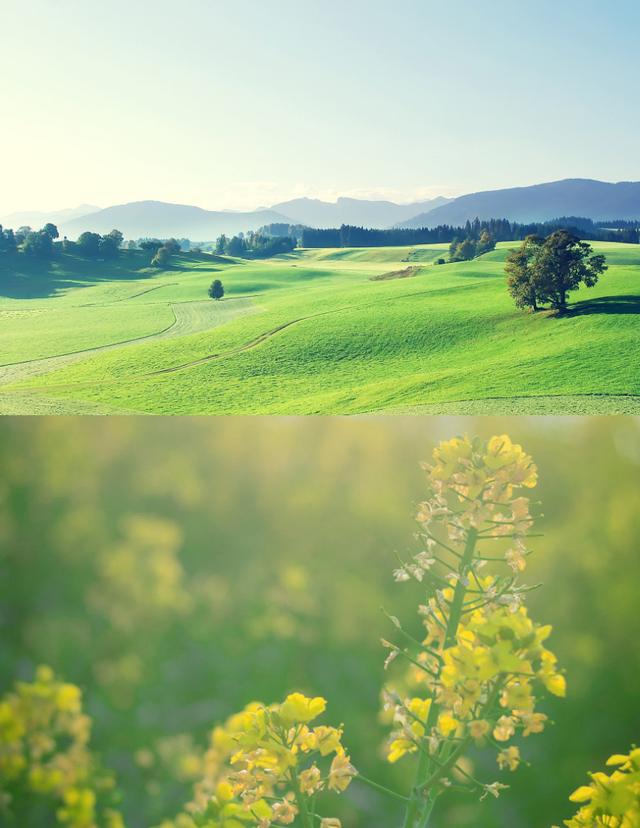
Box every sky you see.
[1,0,639,215]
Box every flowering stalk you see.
[184,693,356,828]
[381,435,566,828]
[557,746,640,827]
[0,666,124,828]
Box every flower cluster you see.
[560,747,640,827]
[382,435,565,821]
[169,693,356,828]
[0,665,124,828]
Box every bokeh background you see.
[1,416,639,828]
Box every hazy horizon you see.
[2,0,638,216]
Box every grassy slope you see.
[1,242,639,414]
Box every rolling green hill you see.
[0,242,638,414]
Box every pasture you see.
[0,241,639,414]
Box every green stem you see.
[357,773,411,803]
[289,768,313,828]
[402,527,478,828]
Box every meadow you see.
[0,241,639,415]
[1,417,639,828]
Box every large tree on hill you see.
[505,234,544,311]
[42,223,59,240]
[533,230,607,312]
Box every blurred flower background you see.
[1,416,638,828]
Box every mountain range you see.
[2,179,639,240]
[270,195,452,228]
[0,204,101,230]
[399,179,640,228]
[55,201,294,241]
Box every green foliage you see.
[449,231,496,262]
[506,231,608,313]
[534,230,608,311]
[43,223,60,240]
[505,234,544,311]
[22,229,54,258]
[208,279,224,300]
[150,239,180,267]
[215,231,296,259]
[151,246,172,268]
[0,225,17,253]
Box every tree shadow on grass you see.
[565,295,640,316]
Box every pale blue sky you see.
[2,0,638,214]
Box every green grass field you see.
[1,241,639,414]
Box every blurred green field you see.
[1,416,639,828]
[1,242,639,414]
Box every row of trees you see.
[0,222,60,257]
[258,223,305,243]
[215,231,296,258]
[0,223,127,260]
[506,230,607,313]
[300,217,639,249]
[73,229,124,259]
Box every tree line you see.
[300,217,639,248]
[0,222,61,257]
[0,223,188,268]
[215,231,296,258]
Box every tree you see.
[533,230,607,312]
[450,237,476,262]
[22,230,53,258]
[106,229,124,248]
[476,229,495,256]
[0,226,17,254]
[98,235,119,259]
[151,245,172,267]
[225,235,247,257]
[163,238,181,254]
[77,231,102,256]
[505,234,544,311]
[208,279,224,300]
[139,239,163,252]
[42,223,59,240]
